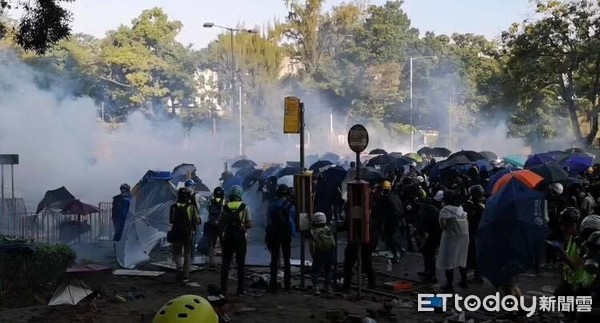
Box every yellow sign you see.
[284,96,300,133]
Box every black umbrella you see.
[170,163,197,185]
[359,167,385,184]
[478,151,498,161]
[447,150,486,162]
[431,147,452,158]
[235,167,256,178]
[438,155,473,170]
[320,152,340,163]
[231,159,257,168]
[369,148,387,155]
[417,147,432,155]
[389,152,403,158]
[309,160,334,173]
[366,154,395,167]
[37,186,75,214]
[194,181,210,192]
[530,163,569,183]
[276,166,302,178]
[322,166,348,188]
[286,161,301,168]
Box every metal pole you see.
[409,57,414,152]
[355,152,362,298]
[1,165,4,219]
[299,102,306,288]
[239,84,243,156]
[229,28,236,143]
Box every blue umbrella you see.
[561,154,594,176]
[486,168,513,194]
[477,178,550,286]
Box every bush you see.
[0,242,76,308]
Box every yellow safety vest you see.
[563,236,596,287]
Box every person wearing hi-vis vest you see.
[218,185,252,296]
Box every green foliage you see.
[0,243,76,308]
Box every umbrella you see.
[478,151,498,161]
[565,147,586,154]
[369,148,387,155]
[502,155,526,168]
[231,159,257,168]
[486,168,513,194]
[262,166,281,178]
[530,163,569,183]
[431,147,452,158]
[477,178,550,286]
[61,200,101,215]
[36,186,75,214]
[193,181,210,192]
[492,170,543,194]
[388,152,404,158]
[447,150,486,162]
[320,152,340,163]
[366,154,395,167]
[276,166,302,178]
[438,155,472,170]
[309,160,334,173]
[417,147,432,156]
[562,154,594,175]
[359,167,385,184]
[404,153,423,163]
[322,166,348,188]
[49,264,112,306]
[235,167,256,178]
[170,163,196,185]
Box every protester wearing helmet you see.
[201,187,226,268]
[168,188,200,282]
[153,294,218,323]
[372,180,404,263]
[219,185,252,295]
[309,212,336,294]
[265,184,297,292]
[111,183,131,241]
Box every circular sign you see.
[347,124,369,153]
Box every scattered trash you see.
[113,269,164,277]
[151,261,201,272]
[186,282,202,287]
[113,295,127,303]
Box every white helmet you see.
[434,190,444,202]
[581,215,600,231]
[311,212,327,224]
[549,182,564,195]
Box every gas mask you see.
[583,231,600,274]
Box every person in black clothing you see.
[373,180,404,262]
[342,201,378,291]
[464,185,485,283]
[415,196,442,283]
[112,183,131,241]
[204,186,225,268]
[265,184,297,292]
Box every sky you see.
[52,0,535,49]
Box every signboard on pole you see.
[347,124,369,153]
[283,96,300,133]
[0,154,19,165]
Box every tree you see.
[502,0,600,146]
[1,0,74,54]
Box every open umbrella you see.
[276,166,302,178]
[447,150,485,162]
[170,163,196,185]
[359,167,385,184]
[565,147,586,154]
[502,155,526,168]
[309,160,334,173]
[369,148,387,155]
[530,163,569,184]
[320,152,340,163]
[61,200,101,215]
[322,166,347,188]
[366,154,395,167]
[417,147,432,156]
[477,178,550,286]
[389,152,404,158]
[235,167,256,178]
[492,170,543,195]
[36,186,75,214]
[404,153,423,163]
[231,159,257,168]
[562,154,594,175]
[431,147,452,158]
[478,151,498,161]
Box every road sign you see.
[347,124,369,153]
[284,96,300,133]
[0,154,18,165]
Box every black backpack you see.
[170,202,193,240]
[222,203,246,236]
[270,201,292,233]
[208,198,223,221]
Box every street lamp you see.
[409,55,438,152]
[203,22,258,156]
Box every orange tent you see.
[491,169,543,194]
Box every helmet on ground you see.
[229,185,243,198]
[382,181,392,190]
[560,207,581,224]
[152,294,218,323]
[312,212,326,224]
[184,179,196,187]
[120,183,130,192]
[581,215,600,231]
[213,187,224,198]
[277,184,289,196]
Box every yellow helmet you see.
[152,295,218,323]
[382,181,392,190]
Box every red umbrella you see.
[61,199,101,215]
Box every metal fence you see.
[0,202,113,245]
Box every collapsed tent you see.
[116,170,177,269]
[36,186,75,214]
[49,264,112,306]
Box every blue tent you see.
[477,178,550,286]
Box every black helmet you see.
[277,184,289,196]
[177,187,191,201]
[120,183,130,192]
[561,207,581,224]
[469,185,485,198]
[213,187,224,198]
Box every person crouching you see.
[310,212,336,295]
[169,187,200,282]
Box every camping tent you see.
[48,264,112,306]
[115,171,177,269]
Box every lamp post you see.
[203,22,257,156]
[409,55,437,152]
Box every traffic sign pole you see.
[299,101,306,289]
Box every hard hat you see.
[229,185,243,198]
[185,179,196,187]
[152,295,218,323]
[560,207,581,224]
[416,176,424,183]
[277,184,289,195]
[213,186,224,197]
[433,190,444,202]
[382,181,392,190]
[588,167,594,174]
[549,182,563,195]
[312,212,327,224]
